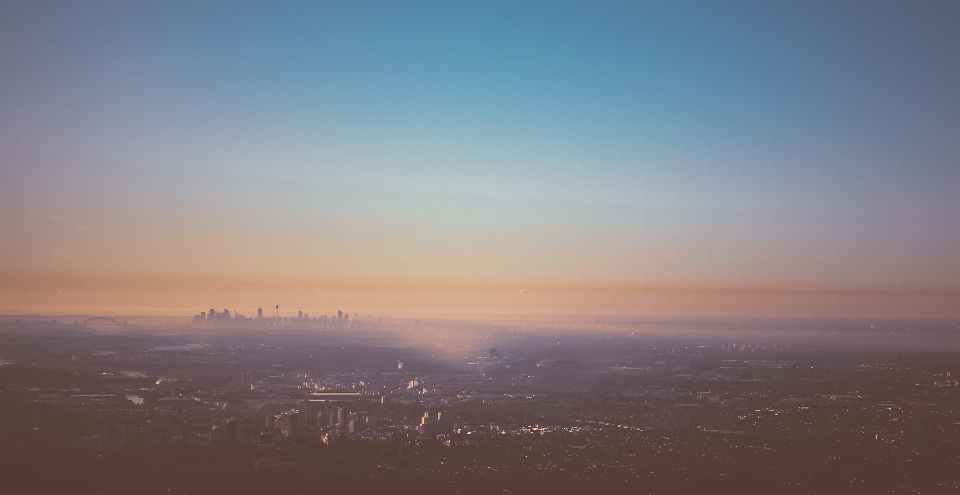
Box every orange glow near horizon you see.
[3,272,959,320]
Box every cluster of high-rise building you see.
[191,307,352,328]
[418,411,456,437]
[194,308,245,322]
[262,406,386,444]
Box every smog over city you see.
[2,1,960,494]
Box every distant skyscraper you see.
[337,310,343,322]
[257,308,263,319]
[348,418,363,433]
[298,311,303,320]
[279,412,299,438]
[420,411,442,437]
[344,314,349,326]
[209,309,216,320]
[316,409,327,429]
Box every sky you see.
[2,0,959,318]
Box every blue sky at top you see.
[2,0,959,293]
